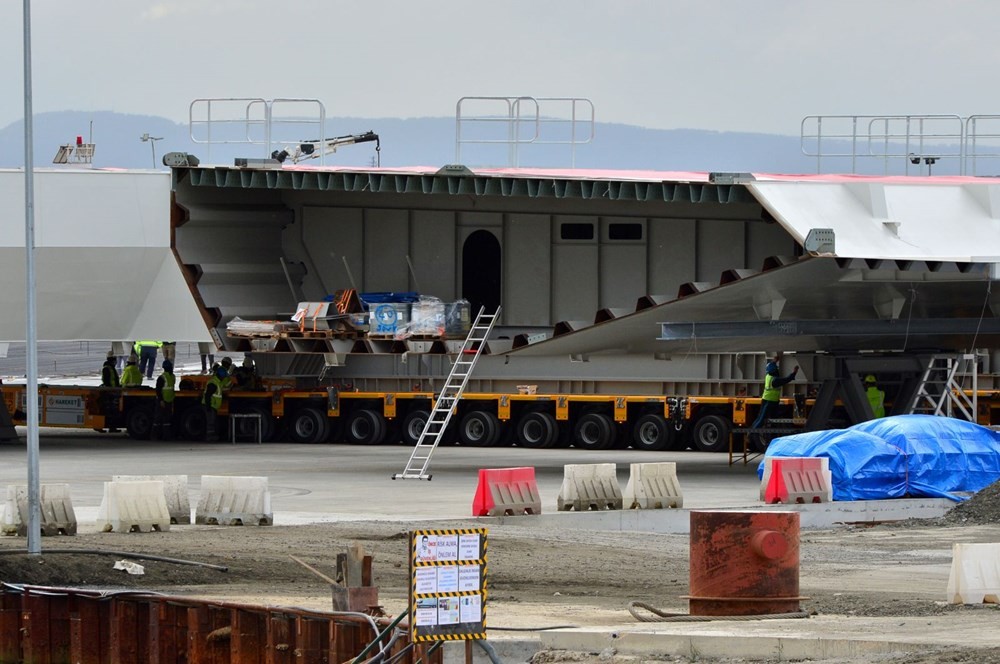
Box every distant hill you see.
[0,111,831,174]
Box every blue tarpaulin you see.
[758,415,1000,501]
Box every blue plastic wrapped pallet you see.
[757,414,1000,501]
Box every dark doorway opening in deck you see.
[462,230,501,317]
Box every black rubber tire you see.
[234,404,276,442]
[344,409,387,445]
[573,412,615,451]
[125,405,155,440]
[179,407,207,441]
[752,426,780,454]
[289,407,330,444]
[401,410,430,446]
[458,411,500,447]
[631,413,677,452]
[516,411,558,449]
[691,414,732,453]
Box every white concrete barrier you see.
[2,484,77,536]
[196,475,273,526]
[97,480,171,533]
[114,474,191,524]
[623,462,683,509]
[947,542,1000,604]
[557,463,622,511]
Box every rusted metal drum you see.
[687,510,802,616]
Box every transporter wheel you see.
[458,411,500,447]
[573,412,615,451]
[179,407,207,441]
[631,413,677,452]
[344,409,387,445]
[691,414,732,453]
[401,410,431,446]
[125,405,155,440]
[235,404,276,442]
[515,412,558,449]
[289,407,330,444]
[752,424,781,454]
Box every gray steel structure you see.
[168,163,1000,397]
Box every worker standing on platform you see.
[231,354,257,390]
[202,364,229,442]
[153,360,176,440]
[134,340,162,380]
[198,342,215,374]
[751,358,798,435]
[101,351,120,388]
[864,374,886,418]
[120,354,144,387]
[99,351,122,433]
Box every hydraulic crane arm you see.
[271,131,380,164]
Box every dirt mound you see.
[943,477,1000,525]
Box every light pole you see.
[140,133,163,168]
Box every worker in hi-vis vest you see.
[101,350,120,388]
[99,350,122,433]
[751,358,799,432]
[202,364,229,442]
[120,354,144,387]
[864,374,886,418]
[153,360,176,440]
[134,340,162,380]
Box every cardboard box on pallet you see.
[368,303,410,337]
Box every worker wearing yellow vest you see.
[99,351,122,433]
[153,360,176,440]
[134,340,162,380]
[751,358,799,433]
[120,354,144,387]
[864,374,886,418]
[202,363,230,442]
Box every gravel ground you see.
[0,481,998,663]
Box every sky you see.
[3,0,1000,137]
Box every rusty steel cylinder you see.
[687,510,801,616]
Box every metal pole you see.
[22,0,41,555]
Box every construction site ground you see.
[0,430,998,663]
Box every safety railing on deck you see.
[801,113,1000,176]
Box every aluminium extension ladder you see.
[908,353,978,420]
[393,306,500,480]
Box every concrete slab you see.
[537,613,1000,660]
[490,497,955,534]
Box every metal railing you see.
[455,96,595,167]
[801,113,1000,176]
[189,97,328,164]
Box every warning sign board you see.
[408,527,487,642]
